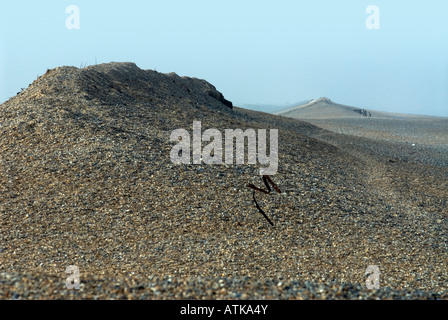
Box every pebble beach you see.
[1,63,447,300]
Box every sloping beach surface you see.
[276,97,448,157]
[1,63,447,299]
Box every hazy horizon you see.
[1,1,447,117]
[241,97,448,118]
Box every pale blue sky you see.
[1,1,447,116]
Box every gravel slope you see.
[1,63,447,299]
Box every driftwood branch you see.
[247,175,281,226]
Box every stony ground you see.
[1,63,447,299]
